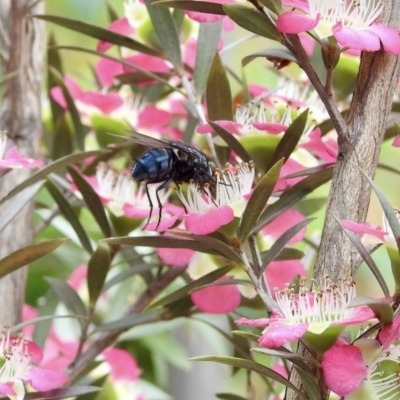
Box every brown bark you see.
[0,1,44,325]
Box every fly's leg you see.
[143,183,153,229]
[155,178,173,230]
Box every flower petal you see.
[185,205,234,235]
[20,367,68,391]
[276,11,319,34]
[341,220,388,242]
[367,22,400,55]
[259,322,309,348]
[102,348,140,382]
[332,22,380,52]
[322,341,367,396]
[191,277,241,314]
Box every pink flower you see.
[322,317,400,398]
[0,328,67,397]
[156,232,195,266]
[0,132,44,176]
[392,135,400,148]
[185,0,234,28]
[190,276,241,313]
[236,277,376,350]
[265,260,306,294]
[276,0,400,54]
[299,128,338,162]
[50,75,123,115]
[178,162,255,235]
[341,220,388,242]
[262,210,307,245]
[322,338,368,397]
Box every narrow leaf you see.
[208,120,252,162]
[206,52,233,121]
[170,231,243,264]
[0,150,107,207]
[48,66,88,150]
[253,166,333,233]
[0,239,69,280]
[194,21,222,96]
[242,47,296,67]
[154,0,225,14]
[261,218,315,275]
[333,214,390,301]
[223,4,283,42]
[46,179,93,254]
[216,394,248,400]
[294,366,321,400]
[239,159,283,242]
[190,356,306,398]
[23,386,101,400]
[0,181,44,234]
[266,109,309,171]
[97,309,162,331]
[258,0,282,13]
[150,265,233,308]
[45,277,87,317]
[34,14,160,56]
[261,247,304,262]
[87,243,111,308]
[145,0,183,70]
[67,166,111,237]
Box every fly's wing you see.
[109,130,177,149]
[109,130,201,157]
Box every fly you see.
[117,131,216,229]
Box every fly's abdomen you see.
[132,148,174,183]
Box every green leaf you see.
[294,366,321,400]
[190,356,306,398]
[97,309,163,331]
[206,52,233,121]
[44,277,87,317]
[0,181,44,234]
[52,114,74,159]
[0,150,107,207]
[67,166,111,237]
[333,213,390,301]
[253,166,333,233]
[253,347,319,370]
[194,21,222,97]
[46,179,93,254]
[348,296,393,327]
[103,235,238,261]
[216,394,248,400]
[266,109,309,171]
[261,218,316,275]
[87,243,111,309]
[258,0,282,13]
[150,265,234,308]
[223,4,283,42]
[207,121,252,162]
[170,231,243,264]
[242,47,296,67]
[261,247,304,261]
[0,239,69,280]
[238,159,283,242]
[115,71,171,85]
[145,0,183,71]
[48,67,88,150]
[23,386,101,400]
[154,0,225,15]
[47,33,64,124]
[55,46,181,94]
[231,330,260,343]
[34,14,160,56]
